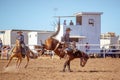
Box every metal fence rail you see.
[0,44,120,59]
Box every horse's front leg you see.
[24,52,29,68]
[5,55,14,67]
[80,57,87,67]
[18,57,22,68]
[16,58,20,68]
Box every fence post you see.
[103,49,106,58]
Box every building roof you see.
[0,30,5,33]
[74,12,103,16]
[0,29,54,33]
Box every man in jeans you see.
[16,31,26,58]
[61,28,72,56]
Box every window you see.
[76,16,82,25]
[88,19,94,26]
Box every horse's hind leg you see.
[63,61,67,72]
[6,55,14,67]
[63,60,72,72]
[66,57,74,72]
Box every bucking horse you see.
[43,25,89,72]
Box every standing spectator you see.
[0,38,2,49]
[63,20,67,25]
[100,47,106,58]
[69,20,74,25]
[49,50,54,59]
[85,42,90,53]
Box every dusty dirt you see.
[0,56,120,80]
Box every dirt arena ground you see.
[0,56,120,80]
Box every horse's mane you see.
[12,40,22,53]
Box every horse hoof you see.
[62,69,65,72]
[24,65,27,68]
[5,65,8,68]
[81,65,85,67]
[69,70,73,72]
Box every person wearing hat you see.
[61,27,72,57]
[69,20,74,25]
[16,31,26,58]
[17,31,24,44]
[62,27,71,43]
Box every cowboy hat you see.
[17,31,23,33]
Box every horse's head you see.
[80,51,89,67]
[15,39,21,46]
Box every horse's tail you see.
[26,46,36,58]
[29,49,35,56]
[50,22,60,38]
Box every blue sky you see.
[0,0,120,35]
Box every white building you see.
[28,31,54,50]
[55,12,103,52]
[0,29,54,46]
[100,32,119,49]
[0,30,29,46]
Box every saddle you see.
[21,47,27,58]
